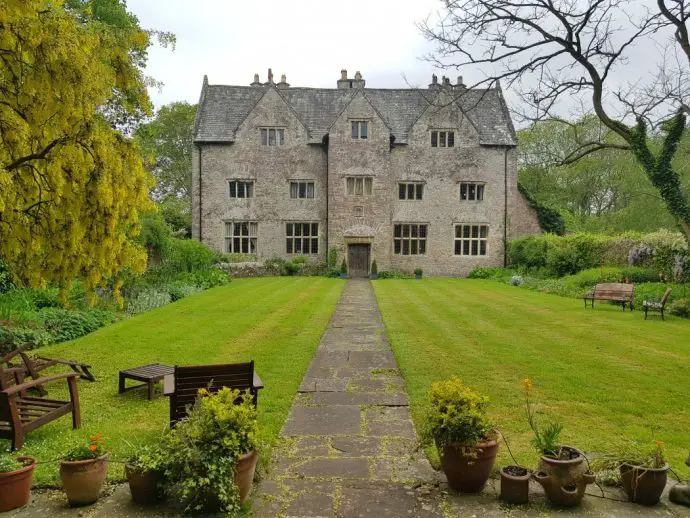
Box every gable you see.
[234,87,310,140]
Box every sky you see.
[127,0,675,124]
[128,0,447,108]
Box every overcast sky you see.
[128,0,446,108]
[128,0,674,124]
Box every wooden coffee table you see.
[118,363,174,400]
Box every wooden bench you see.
[163,361,264,426]
[119,363,174,400]
[0,372,81,450]
[643,287,671,320]
[584,283,634,311]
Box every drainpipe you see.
[198,145,203,243]
[324,136,329,258]
[503,146,509,267]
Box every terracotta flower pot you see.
[202,450,259,512]
[534,446,595,507]
[500,465,530,504]
[125,464,162,506]
[440,439,500,492]
[620,463,669,505]
[0,456,36,513]
[59,454,109,506]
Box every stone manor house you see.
[191,69,540,277]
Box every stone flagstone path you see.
[252,279,442,517]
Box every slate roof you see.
[194,82,516,146]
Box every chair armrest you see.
[253,372,264,390]
[36,356,92,368]
[1,344,30,365]
[163,374,174,396]
[2,373,78,396]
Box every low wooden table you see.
[119,363,174,400]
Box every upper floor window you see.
[290,181,315,199]
[394,224,427,255]
[225,221,257,253]
[454,224,488,256]
[346,177,373,196]
[229,180,254,198]
[431,130,455,148]
[260,127,285,146]
[399,182,424,200]
[460,182,484,201]
[351,120,368,140]
[286,222,319,254]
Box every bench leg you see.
[118,373,126,394]
[11,428,23,451]
[661,309,665,321]
[148,380,155,401]
[645,307,648,320]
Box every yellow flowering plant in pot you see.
[423,377,499,492]
[60,434,108,506]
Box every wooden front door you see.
[347,244,370,278]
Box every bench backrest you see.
[170,361,255,424]
[592,283,634,299]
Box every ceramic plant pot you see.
[620,463,669,505]
[440,439,500,492]
[125,464,163,506]
[202,450,259,512]
[0,456,36,512]
[500,465,530,504]
[59,454,109,506]
[534,446,595,506]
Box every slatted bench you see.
[584,283,634,311]
[119,363,174,400]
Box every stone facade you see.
[192,70,540,276]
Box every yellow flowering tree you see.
[0,0,156,302]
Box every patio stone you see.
[283,405,361,436]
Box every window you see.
[225,222,257,253]
[393,224,427,255]
[431,130,455,148]
[351,120,368,140]
[454,224,488,256]
[260,128,285,146]
[229,180,254,199]
[290,181,315,199]
[346,177,373,196]
[286,223,319,254]
[460,182,485,201]
[398,182,424,200]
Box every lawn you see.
[373,278,690,479]
[8,277,344,486]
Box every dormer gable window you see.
[431,130,455,148]
[351,120,368,140]
[260,127,285,146]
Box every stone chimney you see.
[337,69,351,89]
[264,68,274,86]
[442,76,451,87]
[352,71,365,88]
[250,73,262,87]
[428,74,441,90]
[276,74,290,89]
[454,75,466,90]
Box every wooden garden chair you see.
[163,360,264,426]
[643,287,671,320]
[0,367,81,450]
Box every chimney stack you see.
[250,73,262,87]
[454,75,466,90]
[429,73,441,90]
[277,74,290,89]
[352,71,365,89]
[337,68,351,89]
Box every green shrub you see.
[126,289,172,315]
[38,308,117,343]
[264,258,288,276]
[423,378,493,451]
[518,183,566,235]
[183,269,230,290]
[164,238,218,273]
[371,260,378,275]
[414,268,423,276]
[219,253,256,263]
[0,260,14,294]
[300,262,328,276]
[508,235,548,270]
[340,260,347,275]
[161,387,259,513]
[0,326,53,354]
[377,271,414,279]
[328,248,338,269]
[468,267,510,279]
[138,212,172,256]
[669,298,690,318]
[166,282,203,302]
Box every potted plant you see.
[414,267,423,280]
[592,441,669,505]
[125,443,165,506]
[370,260,378,280]
[60,434,109,506]
[499,465,530,505]
[424,377,499,492]
[340,259,348,279]
[161,387,260,514]
[523,379,594,506]
[0,454,36,512]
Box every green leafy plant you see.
[0,454,25,473]
[341,259,347,275]
[371,260,378,275]
[126,442,165,473]
[328,247,338,269]
[423,378,494,451]
[64,434,107,461]
[522,379,564,458]
[669,298,690,317]
[161,387,259,513]
[591,440,666,472]
[414,268,423,276]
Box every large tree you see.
[0,0,164,302]
[422,0,690,240]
